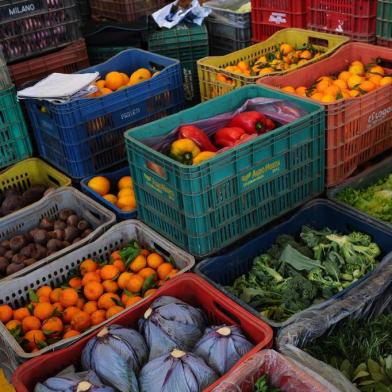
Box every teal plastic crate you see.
[148,23,209,103]
[377,0,392,38]
[125,85,325,257]
[0,86,32,170]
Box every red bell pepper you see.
[215,127,246,147]
[229,111,275,134]
[178,125,217,152]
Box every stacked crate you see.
[377,0,392,47]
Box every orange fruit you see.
[111,250,122,260]
[13,307,30,322]
[87,176,110,196]
[97,293,121,310]
[101,265,120,281]
[33,303,54,321]
[126,275,144,293]
[71,311,91,332]
[125,296,142,307]
[316,79,331,93]
[99,87,113,95]
[237,61,249,72]
[128,68,152,85]
[106,306,124,319]
[138,267,157,280]
[103,194,117,204]
[359,80,376,92]
[368,74,383,86]
[76,298,85,310]
[117,272,133,290]
[37,295,50,304]
[42,317,63,335]
[83,301,98,315]
[341,89,351,99]
[118,176,133,189]
[280,43,293,55]
[300,50,312,60]
[6,319,21,332]
[349,64,364,76]
[102,280,119,293]
[24,330,45,351]
[96,80,106,88]
[338,71,352,81]
[281,86,295,93]
[116,196,136,211]
[60,288,79,308]
[349,89,360,98]
[69,277,82,290]
[90,310,106,326]
[380,76,392,86]
[0,305,13,323]
[112,259,126,273]
[140,249,150,257]
[368,65,384,76]
[22,316,41,332]
[82,272,101,286]
[63,307,81,324]
[167,268,179,279]
[143,289,158,298]
[310,92,323,101]
[157,263,174,280]
[130,255,146,272]
[120,73,129,85]
[333,79,347,90]
[321,94,336,103]
[37,286,52,298]
[295,86,307,96]
[324,85,340,97]
[80,259,98,275]
[52,302,63,313]
[63,329,80,339]
[347,75,364,89]
[105,71,125,90]
[84,281,104,301]
[117,188,134,199]
[49,288,62,303]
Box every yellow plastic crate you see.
[197,28,350,101]
[0,158,71,194]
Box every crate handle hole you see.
[145,160,167,180]
[377,58,392,70]
[47,174,61,187]
[212,301,241,324]
[153,242,171,258]
[308,37,329,48]
[0,110,4,125]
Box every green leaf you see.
[353,370,370,381]
[43,329,55,336]
[368,359,384,382]
[28,288,39,303]
[168,255,176,267]
[112,296,123,307]
[340,359,353,378]
[124,289,133,297]
[27,304,34,315]
[142,274,158,294]
[36,340,48,349]
[279,244,322,271]
[355,363,368,374]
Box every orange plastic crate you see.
[259,42,392,187]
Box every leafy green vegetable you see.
[254,374,281,392]
[228,226,381,322]
[337,174,392,224]
[305,313,392,391]
[119,241,141,267]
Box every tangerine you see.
[83,301,98,315]
[125,296,142,307]
[69,277,82,290]
[105,71,125,90]
[380,76,392,86]
[6,319,21,332]
[128,68,152,85]
[97,293,121,310]
[117,272,133,290]
[103,194,117,204]
[338,71,352,81]
[130,255,146,272]
[101,265,120,281]
[112,259,126,273]
[24,330,45,351]
[84,281,104,301]
[63,329,81,339]
[102,280,119,293]
[71,311,91,332]
[0,305,13,323]
[157,263,174,280]
[60,288,79,308]
[138,267,157,280]
[147,253,164,269]
[87,176,110,196]
[143,289,158,298]
[80,259,98,275]
[90,310,106,326]
[42,317,63,335]
[22,316,41,332]
[63,307,81,324]
[118,176,133,189]
[82,271,101,286]
[49,288,63,303]
[36,286,52,298]
[126,275,144,293]
[106,306,124,319]
[33,303,54,321]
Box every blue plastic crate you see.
[125,85,325,257]
[195,199,392,328]
[81,166,137,221]
[24,49,185,179]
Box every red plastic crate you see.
[9,39,89,88]
[13,273,273,392]
[252,0,306,42]
[259,42,392,187]
[377,36,392,48]
[307,0,377,43]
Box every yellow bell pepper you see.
[170,139,201,165]
[193,151,216,165]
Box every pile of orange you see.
[216,43,324,84]
[87,175,136,212]
[0,246,178,353]
[87,68,156,98]
[281,61,392,103]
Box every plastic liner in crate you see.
[328,155,392,229]
[307,0,377,43]
[195,199,392,327]
[81,166,137,220]
[8,39,89,88]
[259,42,392,187]
[0,186,115,281]
[211,349,337,392]
[148,23,209,103]
[12,273,273,392]
[125,85,325,257]
[90,0,165,22]
[198,28,349,102]
[0,0,82,63]
[276,257,392,391]
[205,0,251,55]
[0,86,32,170]
[24,49,185,179]
[251,0,307,42]
[377,0,392,39]
[0,221,195,379]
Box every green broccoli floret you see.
[307,268,343,295]
[252,256,284,282]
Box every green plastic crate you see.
[377,0,392,38]
[148,23,209,103]
[87,46,139,66]
[0,86,32,170]
[125,85,325,257]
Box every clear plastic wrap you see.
[211,349,339,392]
[277,259,392,392]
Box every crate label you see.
[368,106,392,127]
[239,156,285,192]
[269,12,287,25]
[1,0,46,21]
[143,172,176,202]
